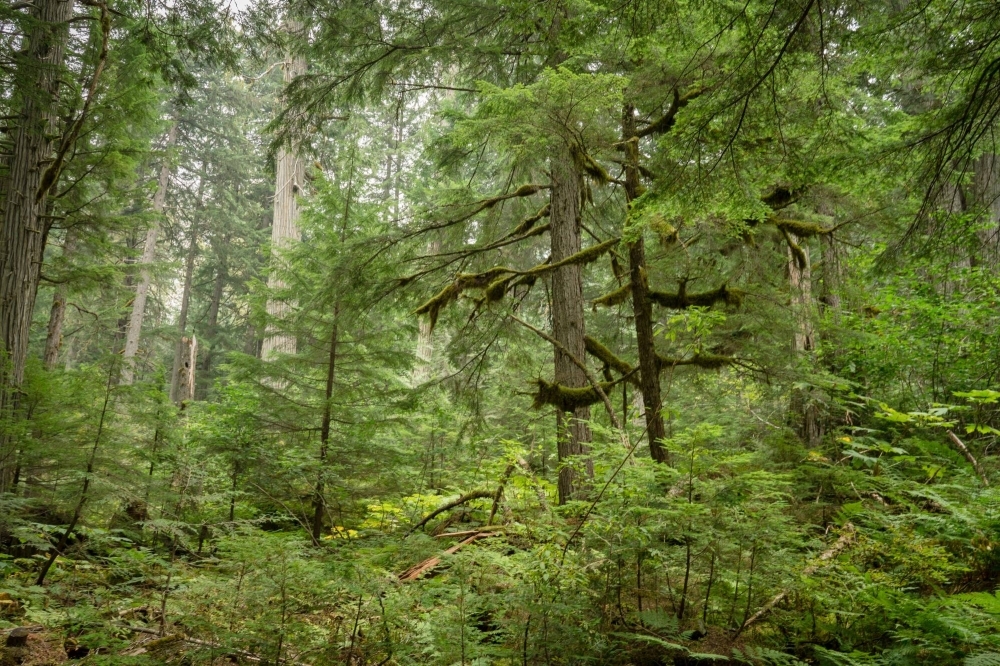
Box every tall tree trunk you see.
[261,24,306,361]
[197,249,226,397]
[170,222,199,405]
[311,309,338,543]
[787,235,821,447]
[0,0,75,492]
[43,228,78,370]
[973,154,1000,267]
[413,239,441,384]
[622,104,669,463]
[550,146,593,504]
[121,124,177,385]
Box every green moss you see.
[584,336,634,376]
[593,283,632,308]
[656,353,733,370]
[531,378,614,411]
[571,142,611,186]
[773,217,831,237]
[508,204,550,237]
[649,283,743,309]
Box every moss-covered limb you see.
[414,240,618,330]
[772,216,833,237]
[524,237,620,276]
[656,352,734,370]
[571,142,611,185]
[507,204,551,237]
[592,282,632,308]
[761,185,801,210]
[635,87,705,138]
[648,283,744,309]
[429,183,550,231]
[414,267,517,330]
[780,226,809,270]
[608,157,657,181]
[584,336,634,376]
[404,489,495,536]
[531,378,617,411]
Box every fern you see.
[965,653,1000,666]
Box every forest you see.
[2,0,1000,664]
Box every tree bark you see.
[311,311,338,543]
[121,124,177,385]
[261,24,306,361]
[0,0,75,492]
[787,234,821,447]
[197,242,227,397]
[549,146,593,504]
[622,104,669,463]
[973,153,1000,267]
[413,239,441,384]
[43,228,78,370]
[170,222,199,405]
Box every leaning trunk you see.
[622,105,669,463]
[549,147,593,504]
[121,124,177,384]
[0,0,75,492]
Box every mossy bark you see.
[623,104,669,463]
[550,145,592,504]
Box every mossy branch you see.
[506,204,550,237]
[584,336,635,378]
[648,283,744,309]
[428,183,550,232]
[635,87,705,139]
[415,239,619,331]
[593,282,632,309]
[656,352,734,371]
[571,142,611,185]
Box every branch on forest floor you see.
[115,623,309,666]
[736,522,856,636]
[946,430,990,487]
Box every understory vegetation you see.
[3,0,1000,664]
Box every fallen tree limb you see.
[114,623,309,666]
[737,523,856,635]
[399,532,500,581]
[404,490,493,537]
[434,525,506,539]
[947,430,989,487]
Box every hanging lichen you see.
[531,378,615,411]
[592,283,632,309]
[415,267,513,330]
[648,283,744,309]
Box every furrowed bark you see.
[787,231,821,447]
[622,104,669,464]
[550,145,593,504]
[121,124,177,385]
[261,22,306,361]
[0,0,75,492]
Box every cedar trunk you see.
[43,228,78,370]
[550,147,592,504]
[261,28,306,360]
[0,0,75,491]
[170,223,199,405]
[622,105,668,463]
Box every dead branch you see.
[947,430,990,487]
[737,523,856,635]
